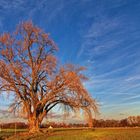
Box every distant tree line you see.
[1,116,140,129]
[0,122,28,129]
[93,116,140,127]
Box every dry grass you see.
[1,127,140,140]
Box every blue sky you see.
[0,0,140,120]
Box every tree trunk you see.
[88,117,93,128]
[84,109,93,128]
[28,116,40,133]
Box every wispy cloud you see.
[77,15,125,58]
[0,0,140,120]
[0,0,24,10]
[74,0,140,119]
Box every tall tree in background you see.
[0,21,98,133]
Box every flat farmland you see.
[0,127,140,140]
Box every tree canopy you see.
[0,21,98,133]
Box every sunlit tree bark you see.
[0,21,98,133]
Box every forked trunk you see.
[28,116,40,133]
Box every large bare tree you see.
[0,21,98,133]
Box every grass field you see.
[0,127,140,140]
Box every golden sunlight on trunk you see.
[28,117,40,133]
